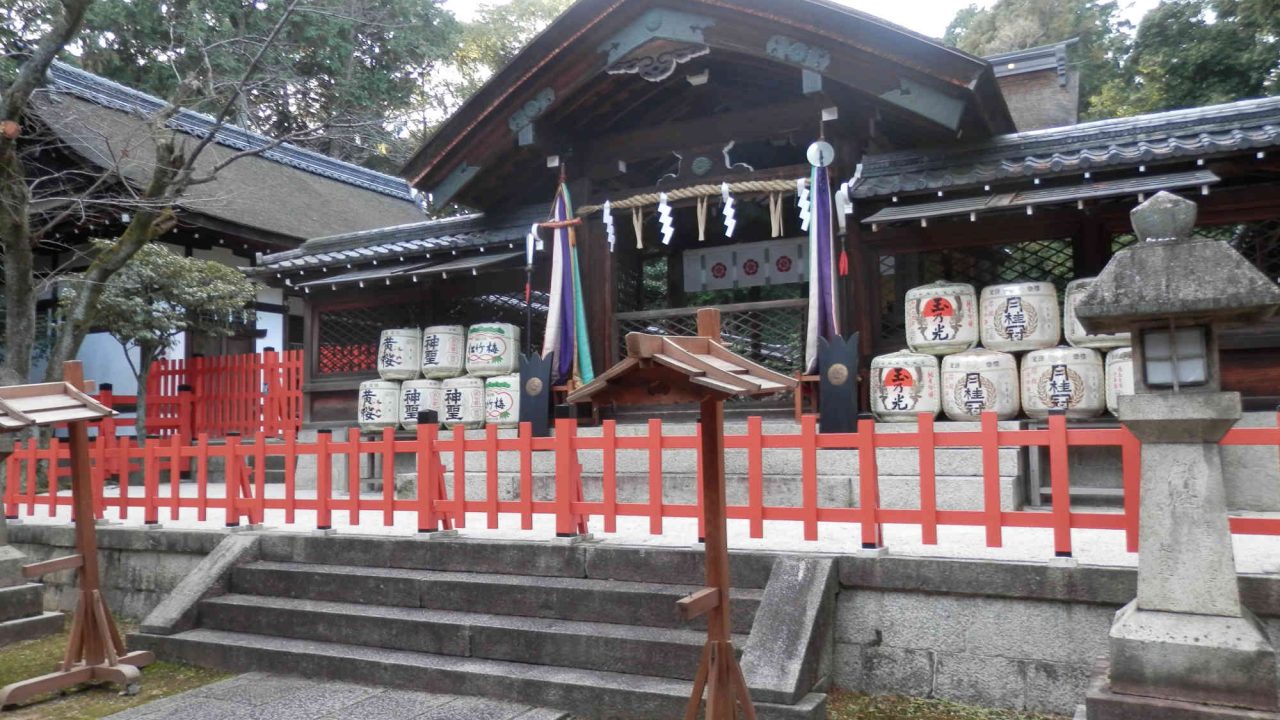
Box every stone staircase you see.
[132,535,830,719]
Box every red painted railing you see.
[142,349,303,438]
[5,412,1279,557]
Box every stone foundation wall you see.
[8,526,1280,716]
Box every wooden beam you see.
[583,99,823,166]
[677,587,721,620]
[23,554,84,579]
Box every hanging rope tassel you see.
[696,196,708,242]
[838,248,849,277]
[769,192,783,238]
[632,207,644,249]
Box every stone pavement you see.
[104,672,573,720]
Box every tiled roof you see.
[852,96,1280,199]
[251,205,545,276]
[47,61,415,201]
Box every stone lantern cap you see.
[1076,191,1280,334]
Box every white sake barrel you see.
[465,323,521,377]
[485,374,521,428]
[400,379,443,430]
[421,325,466,378]
[357,380,400,432]
[980,282,1061,352]
[1020,346,1105,420]
[941,348,1020,421]
[904,280,979,355]
[1064,277,1131,349]
[377,328,421,380]
[869,350,941,422]
[441,376,485,429]
[1105,347,1135,417]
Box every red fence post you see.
[647,418,663,536]
[917,412,938,546]
[347,428,362,527]
[415,421,441,533]
[485,424,499,529]
[1121,426,1141,553]
[1047,410,1073,557]
[316,430,332,531]
[554,415,579,537]
[177,385,195,440]
[800,414,819,542]
[224,433,242,527]
[601,419,618,535]
[857,414,882,549]
[382,426,395,527]
[196,433,210,522]
[452,424,468,529]
[980,411,1003,548]
[518,422,534,531]
[746,416,764,540]
[143,435,160,525]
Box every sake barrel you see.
[941,348,1020,421]
[441,376,486,429]
[869,350,941,422]
[400,378,443,430]
[1105,347,1135,416]
[485,374,521,428]
[1064,277,1131,349]
[377,328,421,380]
[421,325,466,378]
[980,282,1061,352]
[904,280,979,355]
[465,323,521,377]
[357,380,400,432]
[1020,346,1105,420]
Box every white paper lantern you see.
[980,282,1061,352]
[441,376,486,429]
[400,379,443,429]
[377,328,421,380]
[465,323,521,377]
[421,325,466,379]
[941,348,1020,421]
[869,350,941,422]
[357,380,400,432]
[1105,347,1135,417]
[904,280,979,355]
[1020,346,1105,420]
[1064,278,1131,349]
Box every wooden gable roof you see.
[568,330,796,405]
[404,0,1014,212]
[0,383,114,432]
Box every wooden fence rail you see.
[5,411,1280,557]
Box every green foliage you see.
[942,0,1131,118]
[1089,0,1280,118]
[59,240,257,371]
[432,0,573,120]
[66,0,462,170]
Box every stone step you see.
[132,629,826,720]
[0,584,45,624]
[0,612,63,647]
[199,594,732,681]
[231,561,761,633]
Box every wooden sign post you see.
[0,362,154,709]
[567,309,795,719]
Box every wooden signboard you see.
[569,310,795,719]
[0,362,154,709]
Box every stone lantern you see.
[1075,191,1280,718]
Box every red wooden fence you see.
[143,349,302,439]
[5,411,1280,557]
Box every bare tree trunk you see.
[133,349,156,438]
[0,0,93,386]
[0,156,35,386]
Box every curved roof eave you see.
[400,0,1014,196]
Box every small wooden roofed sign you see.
[567,328,796,406]
[0,382,114,432]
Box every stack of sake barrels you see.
[357,323,522,432]
[869,278,1133,423]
